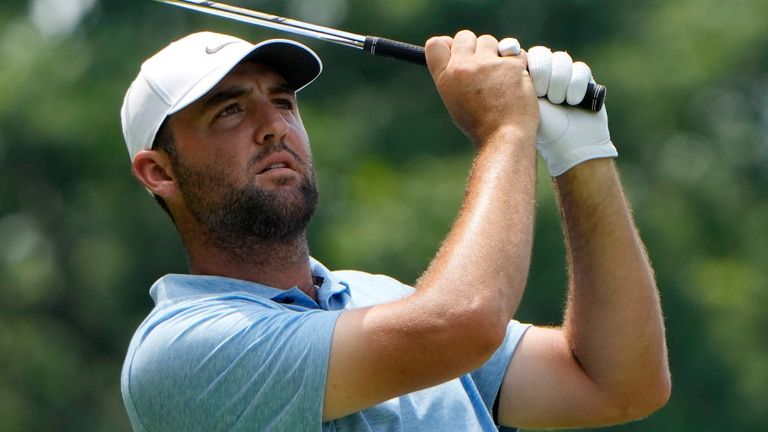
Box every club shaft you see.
[154,0,606,111]
[156,0,366,49]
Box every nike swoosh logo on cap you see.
[205,41,237,54]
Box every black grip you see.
[578,83,606,112]
[363,35,606,112]
[364,36,427,66]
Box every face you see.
[166,62,318,246]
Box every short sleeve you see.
[122,297,342,432]
[469,320,531,415]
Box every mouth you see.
[260,161,290,174]
[254,151,298,176]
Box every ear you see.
[131,150,177,198]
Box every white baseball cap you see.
[121,31,322,160]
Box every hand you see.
[526,47,618,176]
[425,31,539,146]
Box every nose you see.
[253,102,289,146]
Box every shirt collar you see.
[149,257,351,310]
[310,258,351,310]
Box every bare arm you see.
[323,31,540,421]
[498,159,671,428]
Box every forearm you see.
[417,126,537,332]
[556,158,670,406]
[325,128,537,420]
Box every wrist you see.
[554,157,617,185]
[474,123,537,152]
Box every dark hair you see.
[151,118,176,222]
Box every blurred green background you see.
[1,0,767,430]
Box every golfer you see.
[120,30,670,431]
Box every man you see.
[120,30,670,431]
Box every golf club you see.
[153,0,606,111]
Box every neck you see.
[185,232,316,300]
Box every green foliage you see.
[1,0,767,430]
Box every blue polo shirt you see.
[121,259,529,431]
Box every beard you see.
[171,144,318,253]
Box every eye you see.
[273,98,294,110]
[217,102,243,118]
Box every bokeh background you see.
[1,0,767,430]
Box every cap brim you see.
[243,39,322,92]
[169,39,322,115]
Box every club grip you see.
[364,36,427,66]
[363,35,606,112]
[579,83,606,111]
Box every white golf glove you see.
[527,46,618,177]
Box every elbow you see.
[454,303,509,364]
[475,318,508,357]
[611,372,672,423]
[415,290,510,370]
[638,360,672,416]
[641,372,672,416]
